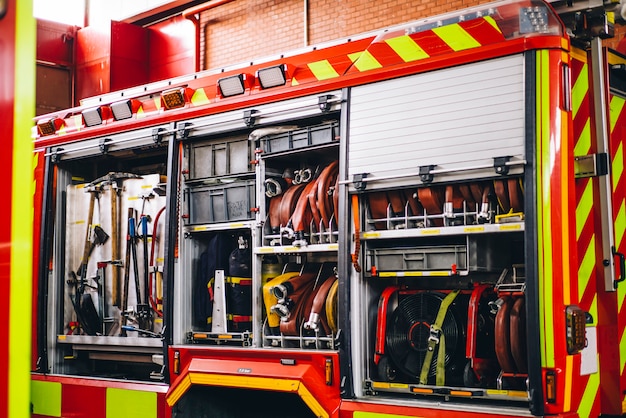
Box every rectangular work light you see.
[217,74,246,97]
[110,99,139,121]
[257,65,287,89]
[82,106,112,127]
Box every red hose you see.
[149,206,166,317]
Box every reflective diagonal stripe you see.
[611,95,625,134]
[191,88,210,106]
[350,50,383,72]
[571,62,588,119]
[432,24,481,51]
[576,179,593,239]
[614,142,624,194]
[578,239,596,297]
[616,200,626,251]
[580,371,600,418]
[573,118,591,156]
[385,35,430,62]
[307,60,340,80]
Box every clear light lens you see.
[110,100,133,120]
[257,65,287,89]
[82,107,103,127]
[218,74,246,97]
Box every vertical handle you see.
[613,246,626,285]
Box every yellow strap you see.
[419,290,460,385]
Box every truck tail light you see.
[82,106,111,127]
[257,65,287,89]
[173,350,180,374]
[218,74,248,97]
[545,370,556,403]
[110,99,140,121]
[566,305,587,354]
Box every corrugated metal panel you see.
[348,54,526,190]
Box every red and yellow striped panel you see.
[535,48,579,414]
[291,16,504,85]
[607,51,626,414]
[570,49,603,418]
[31,374,167,418]
[0,2,36,418]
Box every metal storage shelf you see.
[254,243,339,254]
[360,222,525,240]
[57,335,162,351]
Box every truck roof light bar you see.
[110,99,140,121]
[257,65,287,89]
[218,74,247,97]
[36,117,63,137]
[162,87,194,110]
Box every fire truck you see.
[30,0,626,416]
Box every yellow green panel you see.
[385,35,430,62]
[613,142,624,193]
[191,88,210,106]
[350,50,383,72]
[432,24,481,51]
[354,412,422,418]
[31,380,62,417]
[571,62,588,119]
[106,388,157,418]
[484,16,502,32]
[307,60,340,80]
[576,179,593,239]
[610,95,625,134]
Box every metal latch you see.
[574,153,609,178]
[353,173,368,191]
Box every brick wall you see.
[198,0,625,70]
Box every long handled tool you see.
[120,207,134,336]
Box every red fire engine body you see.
[29,0,626,417]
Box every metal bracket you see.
[50,147,63,164]
[99,138,110,154]
[243,110,258,127]
[353,173,368,192]
[493,156,511,175]
[152,127,166,144]
[176,122,192,140]
[318,95,334,113]
[419,165,435,183]
[574,153,609,178]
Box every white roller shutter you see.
[348,54,526,190]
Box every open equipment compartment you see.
[346,51,533,406]
[45,125,171,381]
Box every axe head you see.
[92,225,109,245]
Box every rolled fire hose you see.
[494,296,516,373]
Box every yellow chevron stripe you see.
[578,239,596,298]
[579,369,600,417]
[484,16,502,33]
[576,178,593,240]
[191,88,210,106]
[610,95,625,134]
[613,142,624,193]
[616,200,626,251]
[385,35,430,62]
[307,60,340,80]
[573,119,591,156]
[166,375,191,406]
[621,324,626,382]
[350,50,382,72]
[432,23,481,51]
[564,355,573,410]
[571,62,588,119]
